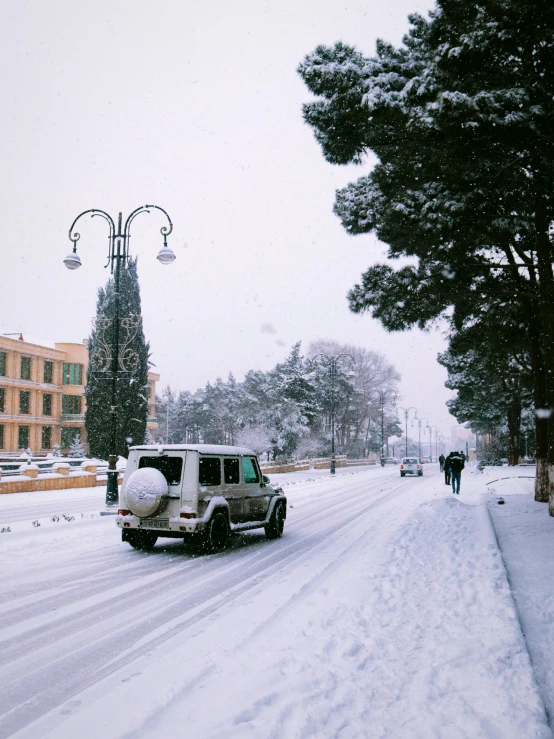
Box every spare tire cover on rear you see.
[124,467,169,517]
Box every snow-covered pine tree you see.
[51,444,61,457]
[68,432,86,458]
[298,1,554,507]
[85,257,150,460]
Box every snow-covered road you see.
[0,466,551,738]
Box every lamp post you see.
[311,354,355,475]
[163,388,171,443]
[427,424,437,462]
[397,406,418,457]
[65,206,175,506]
[415,416,428,462]
[371,389,396,466]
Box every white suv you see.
[116,444,287,553]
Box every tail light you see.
[180,511,196,519]
[417,465,421,470]
[400,465,404,469]
[118,509,131,516]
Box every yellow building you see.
[0,334,159,455]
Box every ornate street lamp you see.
[397,406,418,457]
[311,354,355,474]
[65,205,174,506]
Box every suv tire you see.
[265,501,285,539]
[203,511,229,553]
[126,530,158,551]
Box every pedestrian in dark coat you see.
[444,452,453,485]
[449,451,465,494]
[438,453,445,472]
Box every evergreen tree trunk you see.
[533,185,554,510]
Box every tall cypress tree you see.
[85,257,150,460]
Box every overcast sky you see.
[1,0,464,444]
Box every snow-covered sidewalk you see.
[486,471,554,727]
[7,466,552,738]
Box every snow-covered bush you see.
[69,433,86,458]
[235,426,272,457]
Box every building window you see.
[61,427,79,447]
[0,352,6,377]
[44,361,53,384]
[19,391,30,414]
[0,424,3,449]
[18,425,29,449]
[43,394,52,416]
[42,426,52,449]
[0,388,4,413]
[21,356,32,381]
[62,395,82,414]
[62,363,83,385]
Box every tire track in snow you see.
[0,474,417,738]
[0,470,402,623]
[0,473,407,658]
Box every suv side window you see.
[138,455,183,485]
[242,457,260,484]
[199,457,221,486]
[224,458,240,484]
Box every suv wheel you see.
[203,511,229,553]
[400,472,405,477]
[265,501,285,539]
[126,530,158,551]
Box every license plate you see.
[139,518,169,529]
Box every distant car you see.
[400,457,423,477]
[385,457,399,465]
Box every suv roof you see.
[130,444,256,456]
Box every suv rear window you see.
[403,458,418,464]
[199,457,221,486]
[138,455,183,485]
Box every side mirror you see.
[262,475,269,484]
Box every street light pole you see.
[311,354,355,475]
[65,205,175,507]
[427,424,437,462]
[397,406,417,457]
[371,389,396,466]
[415,416,428,462]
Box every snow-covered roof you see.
[0,333,58,350]
[130,443,256,456]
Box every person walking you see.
[438,453,445,472]
[450,451,465,494]
[444,452,453,485]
